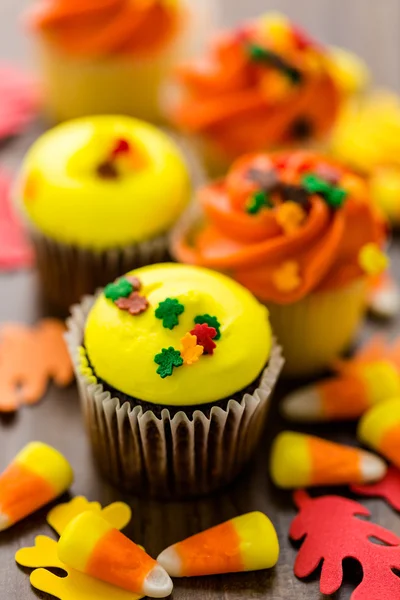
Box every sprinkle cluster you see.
[104,276,149,316]
[245,166,349,219]
[104,280,223,380]
[243,164,350,293]
[154,307,221,379]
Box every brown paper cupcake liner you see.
[66,295,284,499]
[30,226,170,313]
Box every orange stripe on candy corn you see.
[176,521,243,577]
[0,462,55,525]
[86,528,156,592]
[320,375,370,420]
[308,437,363,485]
[380,423,400,469]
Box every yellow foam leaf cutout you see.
[47,495,132,535]
[15,496,142,600]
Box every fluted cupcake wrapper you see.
[66,295,284,499]
[30,226,170,313]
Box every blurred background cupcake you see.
[173,150,388,376]
[25,0,217,123]
[15,115,191,311]
[66,263,284,498]
[330,90,400,227]
[168,12,366,175]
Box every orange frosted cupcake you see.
[170,13,345,174]
[173,151,388,376]
[26,0,216,122]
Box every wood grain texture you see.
[1,1,400,599]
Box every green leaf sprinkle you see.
[154,347,184,378]
[155,298,185,330]
[104,278,133,302]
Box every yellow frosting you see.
[330,91,400,223]
[326,47,369,98]
[84,264,272,406]
[17,116,191,249]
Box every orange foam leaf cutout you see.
[0,319,73,412]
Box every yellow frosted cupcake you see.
[15,115,190,310]
[173,150,388,376]
[25,0,216,123]
[66,263,284,498]
[331,90,400,226]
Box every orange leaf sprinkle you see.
[180,333,204,366]
[272,260,301,292]
[276,201,307,234]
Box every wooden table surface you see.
[2,2,400,599]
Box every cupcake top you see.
[331,91,400,222]
[172,13,342,158]
[83,263,272,406]
[331,91,400,173]
[27,0,184,58]
[17,116,190,249]
[174,151,387,304]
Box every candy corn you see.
[281,336,400,422]
[358,398,400,469]
[368,271,400,319]
[58,511,173,598]
[270,431,387,489]
[157,512,279,577]
[0,442,73,531]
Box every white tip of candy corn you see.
[157,547,182,578]
[281,386,323,422]
[360,451,387,483]
[369,285,400,319]
[143,564,173,598]
[0,512,11,532]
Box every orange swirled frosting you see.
[28,0,183,57]
[174,151,387,304]
[172,13,341,159]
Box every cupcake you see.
[26,0,216,123]
[66,263,284,498]
[15,115,191,311]
[169,12,361,175]
[331,91,400,226]
[173,150,388,376]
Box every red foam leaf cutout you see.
[291,490,400,599]
[0,170,33,270]
[0,63,40,139]
[352,466,400,512]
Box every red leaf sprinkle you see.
[190,323,217,355]
[111,138,131,158]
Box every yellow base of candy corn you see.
[358,397,400,451]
